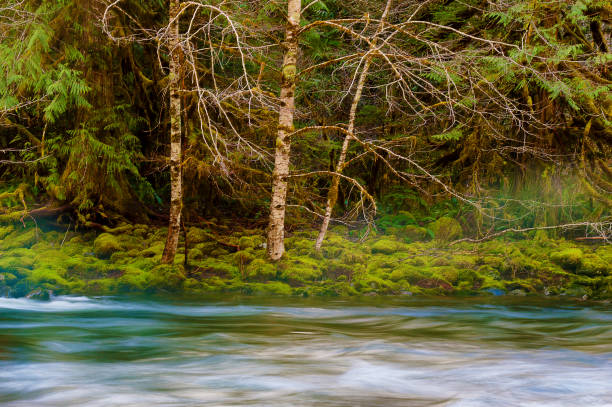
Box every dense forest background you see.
[1,0,610,261]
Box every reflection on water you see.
[0,296,611,406]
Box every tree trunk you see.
[266,0,301,261]
[315,0,392,251]
[161,0,183,264]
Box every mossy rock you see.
[232,249,257,266]
[27,265,70,287]
[195,259,238,279]
[147,264,186,291]
[246,281,293,296]
[389,264,429,283]
[550,248,583,271]
[340,250,368,265]
[0,228,38,251]
[140,242,165,258]
[93,233,123,258]
[371,238,402,254]
[245,259,276,282]
[0,225,15,240]
[280,266,322,285]
[210,248,230,257]
[578,254,610,277]
[238,235,264,250]
[188,248,205,261]
[354,275,397,294]
[286,238,314,255]
[278,254,323,285]
[131,225,150,238]
[402,225,431,242]
[326,259,359,280]
[185,227,209,244]
[428,217,463,242]
[0,251,35,271]
[0,272,18,284]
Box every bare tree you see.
[314,0,394,250]
[160,0,184,263]
[267,0,302,261]
[103,0,273,262]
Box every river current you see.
[0,295,611,406]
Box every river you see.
[0,295,611,406]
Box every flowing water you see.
[0,295,611,406]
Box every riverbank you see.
[0,221,610,300]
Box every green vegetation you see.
[0,0,610,298]
[1,223,610,300]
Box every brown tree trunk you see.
[161,0,183,264]
[266,0,302,261]
[315,0,392,250]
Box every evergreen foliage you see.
[0,0,610,244]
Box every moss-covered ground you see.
[0,221,611,300]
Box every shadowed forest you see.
[0,0,611,298]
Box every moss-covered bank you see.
[0,222,611,300]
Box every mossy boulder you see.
[280,266,322,285]
[371,238,402,254]
[578,254,610,277]
[428,217,463,242]
[246,281,293,296]
[550,248,583,271]
[140,242,165,258]
[0,225,15,240]
[245,259,276,282]
[389,264,428,283]
[238,235,264,250]
[402,225,431,242]
[93,233,123,258]
[196,259,238,279]
[0,228,38,250]
[186,227,209,244]
[147,264,186,291]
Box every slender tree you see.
[267,0,301,261]
[161,0,184,264]
[315,0,393,250]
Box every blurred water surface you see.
[0,295,611,406]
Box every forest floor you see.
[0,221,611,300]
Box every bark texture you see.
[161,0,183,264]
[315,0,393,250]
[267,0,301,261]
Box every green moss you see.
[210,248,230,257]
[238,235,264,249]
[402,225,431,242]
[148,264,186,291]
[93,233,123,258]
[245,259,276,281]
[0,228,38,250]
[578,254,610,277]
[371,238,402,254]
[186,227,209,244]
[550,248,583,271]
[140,241,165,258]
[194,259,239,279]
[0,272,18,283]
[389,264,428,283]
[428,217,463,242]
[279,263,322,285]
[247,281,293,296]
[0,225,15,240]
[27,265,70,287]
